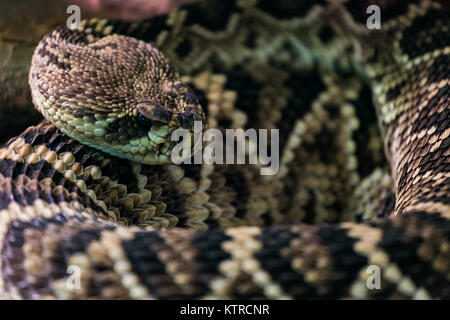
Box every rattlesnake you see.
[0,0,448,299]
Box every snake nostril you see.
[185,92,198,105]
[177,108,204,129]
[177,114,192,128]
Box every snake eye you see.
[137,113,155,129]
[137,102,170,126]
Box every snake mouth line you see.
[60,123,204,165]
[29,83,206,165]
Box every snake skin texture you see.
[0,0,449,299]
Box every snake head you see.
[29,27,205,164]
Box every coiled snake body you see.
[0,0,449,299]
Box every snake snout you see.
[177,107,204,129]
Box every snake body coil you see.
[0,0,449,299]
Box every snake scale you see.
[0,0,448,299]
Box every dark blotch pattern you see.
[399,9,450,60]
